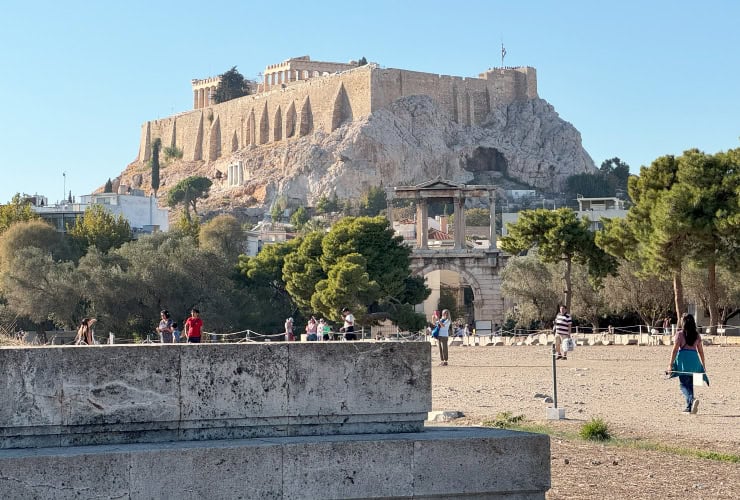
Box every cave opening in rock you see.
[465,147,508,175]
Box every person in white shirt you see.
[341,307,356,340]
[554,305,572,360]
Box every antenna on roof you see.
[501,42,507,67]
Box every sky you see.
[1,0,738,204]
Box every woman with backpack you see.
[667,313,708,414]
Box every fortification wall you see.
[137,64,538,164]
[139,65,374,163]
[371,67,537,127]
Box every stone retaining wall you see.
[0,342,430,449]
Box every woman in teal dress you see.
[667,313,708,414]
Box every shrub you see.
[163,146,183,161]
[490,412,525,428]
[580,417,611,441]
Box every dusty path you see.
[430,344,740,499]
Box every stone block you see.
[546,407,565,420]
[0,428,550,499]
[0,342,431,449]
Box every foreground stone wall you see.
[0,342,550,499]
[0,428,549,499]
[0,342,430,449]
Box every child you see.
[172,322,181,343]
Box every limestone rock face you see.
[117,95,595,216]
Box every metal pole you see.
[552,344,558,408]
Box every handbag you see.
[564,338,575,352]
[431,325,440,338]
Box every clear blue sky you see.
[1,0,738,204]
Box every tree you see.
[67,204,131,254]
[568,261,608,332]
[199,214,244,262]
[104,178,113,193]
[311,253,380,324]
[601,259,674,328]
[290,206,310,229]
[500,208,617,309]
[500,253,559,327]
[237,238,301,333]
[600,157,631,196]
[464,208,490,227]
[683,263,740,325]
[150,138,161,196]
[565,172,613,199]
[166,176,212,222]
[83,232,240,336]
[283,231,326,313]
[282,216,428,326]
[597,154,685,316]
[597,149,740,331]
[357,56,368,66]
[0,219,66,274]
[0,194,40,235]
[315,194,339,215]
[163,145,183,161]
[173,213,201,243]
[213,66,251,104]
[359,186,387,216]
[2,246,87,329]
[669,149,740,331]
[321,217,417,303]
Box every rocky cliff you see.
[114,94,595,219]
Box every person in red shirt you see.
[184,308,203,343]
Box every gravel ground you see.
[429,343,740,499]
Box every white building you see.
[31,188,169,234]
[500,196,628,237]
[79,191,169,233]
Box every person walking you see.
[341,307,356,340]
[436,309,451,366]
[554,305,572,360]
[284,317,295,341]
[184,308,203,343]
[75,318,97,345]
[668,313,708,414]
[157,310,174,343]
[172,322,181,343]
[318,318,330,341]
[306,317,318,341]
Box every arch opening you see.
[415,267,478,328]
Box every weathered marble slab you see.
[0,427,550,499]
[0,342,431,449]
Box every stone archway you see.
[415,263,482,311]
[410,252,506,330]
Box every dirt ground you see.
[429,343,740,499]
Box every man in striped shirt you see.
[554,305,572,360]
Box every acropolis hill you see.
[115,56,596,216]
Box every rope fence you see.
[4,323,739,347]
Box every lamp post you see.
[62,172,66,204]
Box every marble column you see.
[454,197,464,250]
[416,200,428,250]
[489,191,497,250]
